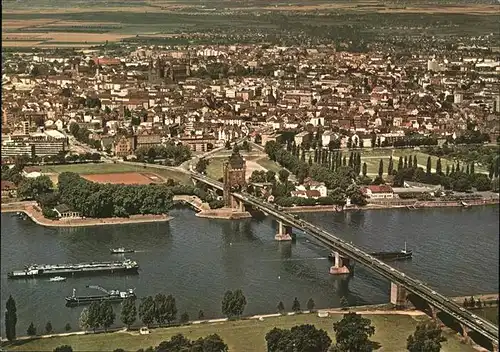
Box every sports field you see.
[82,172,164,184]
[40,163,191,185]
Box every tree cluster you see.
[138,294,178,327]
[265,142,367,205]
[79,301,116,332]
[5,295,17,341]
[221,289,247,319]
[169,182,224,209]
[68,122,101,150]
[195,158,210,174]
[266,324,332,352]
[57,172,174,218]
[1,163,24,185]
[249,170,277,184]
[135,142,192,166]
[8,151,101,167]
[274,196,336,207]
[462,296,493,309]
[406,322,446,352]
[423,145,498,174]
[53,346,73,352]
[331,312,375,352]
[140,333,228,352]
[392,155,494,192]
[446,130,490,145]
[392,137,439,148]
[17,175,54,200]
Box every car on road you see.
[460,307,466,312]
[431,291,437,294]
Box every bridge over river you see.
[191,171,499,350]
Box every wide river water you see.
[1,206,498,335]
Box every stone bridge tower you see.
[222,148,246,208]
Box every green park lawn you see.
[254,157,284,174]
[392,150,487,174]
[355,149,487,175]
[6,313,475,352]
[205,155,284,181]
[40,163,191,185]
[205,157,226,180]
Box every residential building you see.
[361,185,394,199]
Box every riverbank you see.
[2,308,479,352]
[196,207,252,219]
[284,198,499,213]
[173,195,253,219]
[1,202,173,227]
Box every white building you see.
[361,185,394,199]
[296,178,328,197]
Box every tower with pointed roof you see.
[222,146,246,208]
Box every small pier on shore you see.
[173,195,210,212]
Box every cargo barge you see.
[66,285,136,307]
[110,247,135,254]
[369,249,413,261]
[7,259,139,279]
[328,243,412,262]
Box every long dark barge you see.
[7,259,139,279]
[65,286,136,307]
[369,250,412,261]
[328,244,412,262]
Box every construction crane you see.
[86,285,110,294]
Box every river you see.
[1,206,498,335]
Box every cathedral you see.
[147,56,191,83]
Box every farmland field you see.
[2,0,499,47]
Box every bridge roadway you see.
[191,172,499,344]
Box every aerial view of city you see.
[0,0,499,351]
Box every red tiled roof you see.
[94,58,121,66]
[23,166,42,173]
[363,185,393,193]
[291,189,321,198]
[306,190,321,198]
[1,180,17,190]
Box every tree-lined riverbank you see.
[2,310,478,352]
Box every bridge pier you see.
[390,282,408,309]
[329,251,350,275]
[229,196,245,212]
[459,323,471,344]
[429,306,445,327]
[275,220,293,241]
